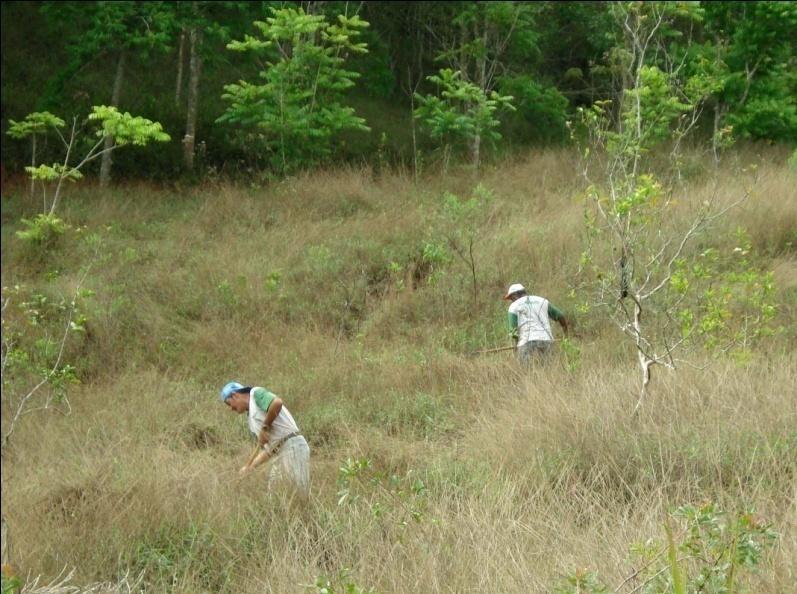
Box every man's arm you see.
[249,449,272,470]
[548,303,570,337]
[508,311,519,344]
[240,448,271,475]
[558,315,570,336]
[257,397,283,446]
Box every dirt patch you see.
[43,484,102,520]
[183,423,220,450]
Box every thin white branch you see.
[49,118,78,216]
[2,259,95,449]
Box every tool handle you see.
[470,345,516,355]
[243,444,261,470]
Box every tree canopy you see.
[1,1,794,181]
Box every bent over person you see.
[220,381,310,499]
[504,283,569,365]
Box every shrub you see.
[15,213,68,247]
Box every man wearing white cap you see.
[220,381,310,499]
[504,283,569,365]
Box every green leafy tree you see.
[431,1,537,167]
[414,68,514,172]
[7,106,170,217]
[703,1,797,144]
[1,281,91,449]
[533,2,616,108]
[497,74,569,144]
[218,6,371,174]
[5,112,65,201]
[431,184,495,306]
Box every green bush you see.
[498,75,569,144]
[557,503,778,593]
[15,213,67,247]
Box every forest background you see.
[1,1,796,593]
[2,0,795,180]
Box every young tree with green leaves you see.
[432,184,496,306]
[5,111,65,202]
[573,2,777,414]
[429,1,538,167]
[414,68,514,172]
[218,6,371,174]
[7,106,169,221]
[557,502,777,594]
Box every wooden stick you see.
[243,444,261,470]
[469,345,516,356]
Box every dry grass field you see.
[1,146,795,593]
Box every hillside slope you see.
[1,147,795,592]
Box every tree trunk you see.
[175,30,186,107]
[30,135,36,200]
[471,13,488,172]
[468,237,478,306]
[470,134,481,171]
[99,51,126,188]
[712,103,721,166]
[182,27,202,171]
[408,66,419,184]
[631,295,652,416]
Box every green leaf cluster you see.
[88,105,171,146]
[336,456,428,528]
[218,7,370,173]
[313,568,375,594]
[414,68,515,146]
[621,66,692,148]
[498,75,568,143]
[7,111,65,139]
[15,213,68,246]
[24,164,83,183]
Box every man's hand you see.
[239,465,252,476]
[257,427,270,447]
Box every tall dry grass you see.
[1,146,795,592]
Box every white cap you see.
[504,283,526,300]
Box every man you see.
[504,283,569,365]
[220,381,310,499]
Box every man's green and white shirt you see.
[507,295,564,346]
[247,387,300,443]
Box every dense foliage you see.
[2,1,795,181]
